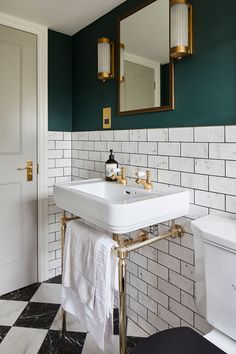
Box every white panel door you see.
[0,25,38,295]
[120,60,155,111]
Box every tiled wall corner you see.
[69,125,236,335]
[48,131,72,278]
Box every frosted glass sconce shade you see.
[120,43,125,82]
[170,0,192,59]
[98,37,114,81]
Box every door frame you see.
[0,12,48,282]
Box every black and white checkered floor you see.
[0,275,146,353]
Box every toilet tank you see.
[192,215,236,341]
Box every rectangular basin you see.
[53,179,190,234]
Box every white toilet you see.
[192,215,236,354]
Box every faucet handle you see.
[111,167,121,174]
[111,166,127,185]
[146,170,151,183]
[107,167,120,177]
[120,167,126,177]
[135,171,146,178]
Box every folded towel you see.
[62,220,105,309]
[62,220,118,351]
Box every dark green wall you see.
[48,0,236,131]
[48,30,72,131]
[72,0,236,131]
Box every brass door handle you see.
[17,161,33,181]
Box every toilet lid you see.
[192,215,236,251]
[130,327,226,354]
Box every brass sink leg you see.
[112,222,185,353]
[61,211,67,336]
[113,234,128,353]
[117,247,128,354]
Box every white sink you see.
[53,179,190,233]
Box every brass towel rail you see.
[60,211,185,354]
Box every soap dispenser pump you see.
[105,149,118,181]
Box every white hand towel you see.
[62,220,106,309]
[62,220,118,351]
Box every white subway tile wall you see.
[48,126,236,336]
[48,131,72,278]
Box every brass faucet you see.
[135,170,153,190]
[111,167,127,186]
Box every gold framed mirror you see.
[117,0,174,116]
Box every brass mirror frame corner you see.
[116,0,175,117]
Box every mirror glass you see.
[118,0,174,115]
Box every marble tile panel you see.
[194,126,224,142]
[81,333,118,354]
[169,127,193,142]
[113,308,119,335]
[14,302,60,329]
[0,327,47,354]
[51,307,87,332]
[225,126,236,142]
[0,300,27,326]
[30,283,61,304]
[147,128,168,142]
[38,330,86,354]
[127,318,148,338]
[114,130,130,141]
[81,334,143,354]
[130,129,147,141]
[126,336,145,353]
[0,325,11,343]
[0,283,40,301]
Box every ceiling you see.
[0,0,126,35]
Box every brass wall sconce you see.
[97,37,114,81]
[170,0,193,60]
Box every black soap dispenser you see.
[105,149,118,181]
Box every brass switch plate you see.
[103,107,111,129]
